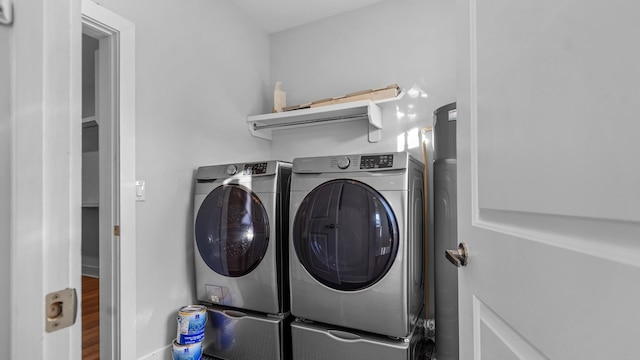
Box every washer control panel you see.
[244,162,268,175]
[360,154,394,169]
[293,152,409,173]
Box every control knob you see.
[337,157,350,169]
[226,164,238,175]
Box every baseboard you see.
[138,344,172,360]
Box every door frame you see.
[81,1,136,359]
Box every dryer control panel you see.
[360,154,394,169]
[293,152,412,173]
[244,162,268,175]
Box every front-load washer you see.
[194,160,291,315]
[289,152,425,338]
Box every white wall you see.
[269,0,455,160]
[268,0,456,319]
[1,21,11,358]
[88,0,271,357]
[84,0,454,356]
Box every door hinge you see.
[114,225,120,236]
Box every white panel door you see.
[10,0,82,359]
[457,0,640,359]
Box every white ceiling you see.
[232,0,387,34]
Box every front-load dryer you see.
[289,152,425,338]
[194,160,291,315]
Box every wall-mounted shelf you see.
[246,92,404,143]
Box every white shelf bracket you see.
[367,103,382,143]
[249,120,273,140]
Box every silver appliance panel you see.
[197,160,283,180]
[292,152,410,174]
[434,102,459,360]
[202,306,292,360]
[291,319,427,360]
[289,152,424,338]
[194,161,291,315]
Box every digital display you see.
[244,162,268,175]
[360,154,394,169]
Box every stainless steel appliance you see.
[193,160,291,315]
[291,317,427,360]
[433,102,459,360]
[289,152,425,338]
[202,305,292,360]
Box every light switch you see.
[135,180,145,201]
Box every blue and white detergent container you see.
[173,305,207,360]
[172,339,203,360]
[177,305,207,344]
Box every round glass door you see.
[195,184,269,277]
[292,179,399,291]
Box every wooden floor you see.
[82,276,100,360]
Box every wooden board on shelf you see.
[280,84,401,112]
[310,84,400,108]
[282,102,312,112]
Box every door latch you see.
[445,243,469,267]
[45,288,77,332]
